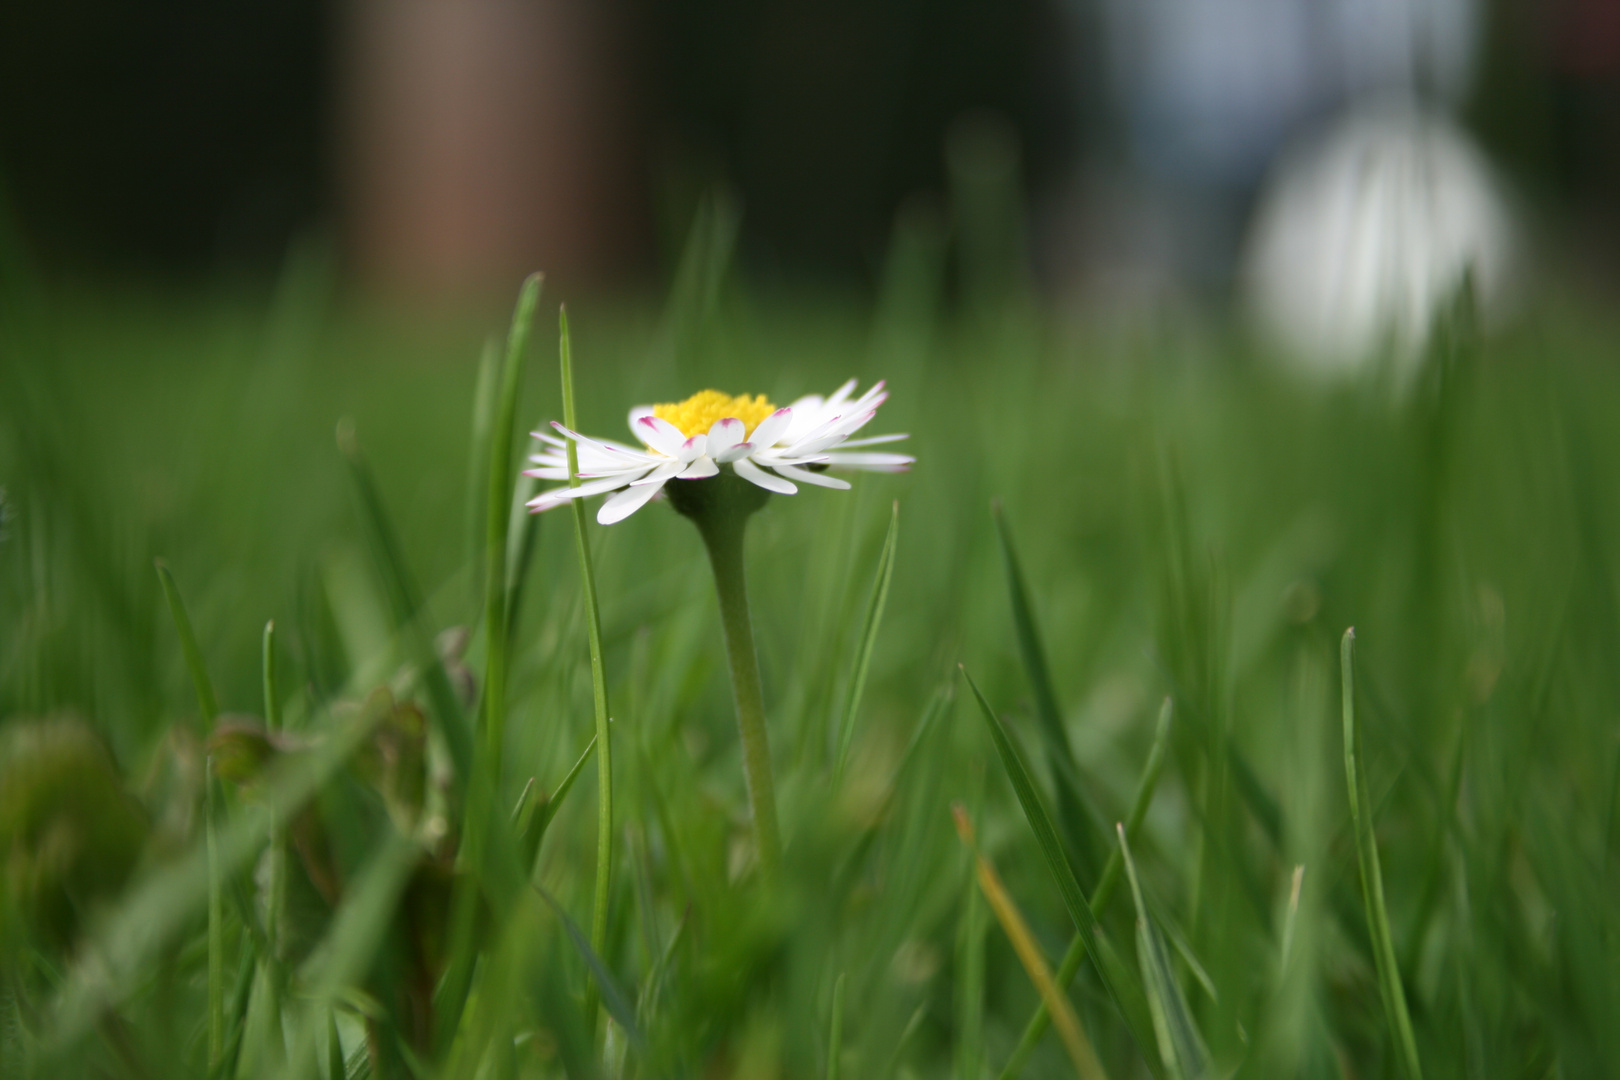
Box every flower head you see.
[524,380,912,524]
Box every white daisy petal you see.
[820,451,915,471]
[707,417,746,455]
[772,463,852,489]
[835,433,910,448]
[635,415,688,457]
[678,456,720,479]
[597,480,665,524]
[679,433,708,462]
[627,404,654,434]
[823,378,859,410]
[733,457,798,494]
[747,407,794,448]
[630,460,685,486]
[527,473,640,512]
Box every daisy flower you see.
[523,381,912,524]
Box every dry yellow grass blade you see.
[953,804,1110,1080]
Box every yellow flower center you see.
[652,390,777,438]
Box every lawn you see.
[3,242,1619,1079]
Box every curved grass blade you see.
[206,760,225,1070]
[532,884,645,1054]
[954,805,1109,1080]
[992,501,1107,882]
[155,559,220,728]
[1341,629,1424,1080]
[1118,824,1212,1080]
[960,664,1161,1075]
[559,304,616,1037]
[833,500,900,787]
[999,696,1175,1079]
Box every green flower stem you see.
[675,477,783,885]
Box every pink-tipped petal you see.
[635,415,688,457]
[707,417,746,455]
[747,407,793,448]
[679,433,708,462]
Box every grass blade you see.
[276,829,422,1080]
[559,304,616,1037]
[45,700,392,1054]
[336,422,473,788]
[155,559,219,728]
[206,760,225,1070]
[826,971,846,1080]
[833,500,900,786]
[532,884,644,1053]
[481,272,540,795]
[953,805,1109,1080]
[465,337,500,605]
[1118,824,1212,1080]
[961,664,1161,1075]
[993,501,1107,882]
[1341,629,1424,1080]
[513,733,599,872]
[1000,697,1174,1079]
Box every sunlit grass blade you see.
[999,696,1174,1079]
[1118,823,1212,1080]
[336,421,473,787]
[960,664,1161,1075]
[513,733,599,872]
[1342,628,1424,1080]
[992,501,1107,881]
[833,500,900,786]
[155,558,219,727]
[559,303,617,1040]
[826,971,846,1080]
[953,805,1109,1080]
[533,883,645,1054]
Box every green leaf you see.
[960,664,1162,1076]
[1342,629,1424,1080]
[1118,824,1212,1080]
[155,559,220,728]
[833,500,900,786]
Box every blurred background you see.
[2,0,1616,309]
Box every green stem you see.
[693,504,783,885]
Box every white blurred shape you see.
[1243,102,1514,378]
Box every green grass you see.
[3,239,1620,1080]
